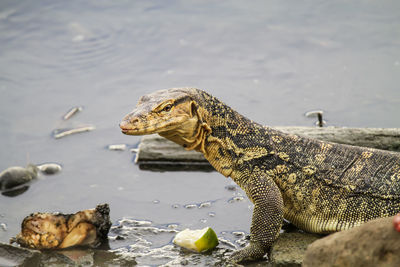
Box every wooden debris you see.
[52,125,95,139]
[107,144,127,151]
[63,106,83,120]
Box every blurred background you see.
[0,0,399,265]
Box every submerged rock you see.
[303,216,400,267]
[270,232,321,266]
[0,164,38,191]
[0,242,41,266]
[12,204,112,250]
[0,242,136,266]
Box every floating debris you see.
[11,204,111,250]
[232,231,246,238]
[224,185,237,191]
[172,204,180,209]
[1,223,7,231]
[184,204,197,209]
[199,202,212,209]
[208,212,216,217]
[305,110,326,127]
[0,164,38,191]
[107,144,127,151]
[130,148,139,153]
[168,224,179,229]
[53,125,95,139]
[227,196,245,203]
[63,106,83,120]
[36,163,62,175]
[173,227,219,253]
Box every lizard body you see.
[120,88,400,262]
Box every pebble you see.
[36,163,62,175]
[224,185,237,191]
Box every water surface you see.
[0,0,399,265]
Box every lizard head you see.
[120,88,211,151]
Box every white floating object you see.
[173,227,219,253]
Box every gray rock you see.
[270,232,320,267]
[0,242,41,267]
[303,216,400,267]
[36,163,62,175]
[0,164,38,190]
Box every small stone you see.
[115,235,125,240]
[180,259,189,265]
[36,163,62,175]
[224,185,237,191]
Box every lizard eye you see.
[162,104,172,112]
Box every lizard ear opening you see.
[190,101,199,118]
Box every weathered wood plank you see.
[136,127,400,170]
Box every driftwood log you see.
[135,127,400,171]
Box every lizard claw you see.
[229,241,268,263]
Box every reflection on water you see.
[0,0,399,265]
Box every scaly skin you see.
[120,88,400,262]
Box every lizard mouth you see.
[119,121,138,135]
[120,127,138,135]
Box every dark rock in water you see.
[0,242,41,267]
[0,164,38,191]
[1,185,29,197]
[303,216,400,267]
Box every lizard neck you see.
[190,90,280,187]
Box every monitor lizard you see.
[120,87,400,262]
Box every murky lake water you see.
[0,0,399,265]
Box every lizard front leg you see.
[230,176,284,263]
